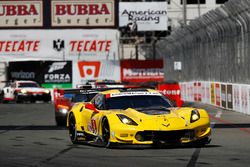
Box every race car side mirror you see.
[85,103,99,113]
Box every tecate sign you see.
[0,0,43,27]
[0,40,40,52]
[0,30,119,60]
[119,2,167,31]
[51,0,115,27]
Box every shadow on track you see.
[0,125,66,130]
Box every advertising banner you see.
[227,84,233,109]
[0,0,43,27]
[120,60,164,83]
[241,85,249,114]
[221,84,227,108]
[7,61,72,88]
[0,62,7,89]
[206,82,211,104]
[119,2,168,31]
[186,82,194,102]
[73,60,120,88]
[8,61,42,82]
[180,83,187,101]
[233,85,241,112]
[194,82,201,102]
[41,61,72,88]
[248,87,250,115]
[215,83,221,107]
[51,0,116,27]
[0,29,119,61]
[210,83,215,105]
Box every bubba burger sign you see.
[0,0,43,27]
[121,60,164,83]
[51,0,115,27]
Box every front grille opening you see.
[135,130,194,143]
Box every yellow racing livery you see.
[66,89,211,147]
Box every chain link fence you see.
[158,0,250,84]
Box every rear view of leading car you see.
[67,89,211,147]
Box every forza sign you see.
[0,0,43,27]
[51,0,115,27]
[43,61,72,83]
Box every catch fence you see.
[159,0,250,84]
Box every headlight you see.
[44,90,50,94]
[58,108,68,114]
[190,109,200,123]
[21,89,27,94]
[117,114,138,126]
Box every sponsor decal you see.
[51,0,115,27]
[119,2,167,31]
[0,1,43,27]
[0,40,40,52]
[161,90,180,96]
[77,61,101,78]
[110,92,161,97]
[53,39,65,52]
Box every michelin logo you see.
[48,62,67,73]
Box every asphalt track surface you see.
[0,102,250,167]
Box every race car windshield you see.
[106,95,172,110]
[72,93,97,102]
[18,82,39,88]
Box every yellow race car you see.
[67,89,211,147]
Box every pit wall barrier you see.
[180,81,250,115]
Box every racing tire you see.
[0,92,3,103]
[14,93,22,103]
[30,99,36,103]
[68,113,79,144]
[56,117,66,126]
[102,117,112,148]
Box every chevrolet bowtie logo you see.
[162,123,170,127]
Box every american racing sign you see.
[119,2,167,31]
[0,0,43,27]
[51,0,115,27]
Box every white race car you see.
[0,80,51,103]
